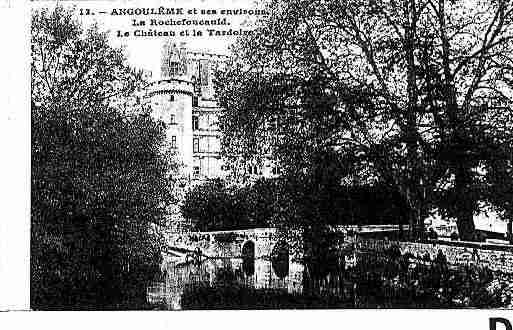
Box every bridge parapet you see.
[165,225,409,260]
[166,228,303,260]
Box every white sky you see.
[31,0,264,78]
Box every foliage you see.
[173,246,509,309]
[181,176,409,232]
[216,0,513,240]
[31,7,176,309]
[181,179,248,231]
[352,248,504,308]
[180,285,353,309]
[484,149,513,225]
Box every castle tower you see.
[146,41,230,182]
[161,41,188,79]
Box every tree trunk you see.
[454,164,476,241]
[405,187,423,240]
[403,2,422,241]
[437,0,477,242]
[409,206,422,240]
[507,219,513,244]
[455,208,475,241]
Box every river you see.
[146,246,512,309]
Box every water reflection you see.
[147,257,305,310]
[242,241,255,276]
[242,257,255,276]
[271,241,289,279]
[147,246,513,309]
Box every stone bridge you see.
[166,228,302,260]
[165,225,409,261]
[164,226,513,280]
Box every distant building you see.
[145,41,228,181]
[425,205,511,242]
[146,40,279,183]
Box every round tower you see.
[147,79,194,179]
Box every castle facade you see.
[146,41,279,182]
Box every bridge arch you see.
[241,240,256,276]
[271,240,289,278]
[241,240,256,258]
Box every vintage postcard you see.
[21,0,513,319]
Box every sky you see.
[31,0,265,78]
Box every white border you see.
[1,2,513,330]
[0,0,31,311]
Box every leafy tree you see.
[182,175,407,231]
[31,7,176,309]
[181,179,246,231]
[238,178,277,228]
[216,0,513,240]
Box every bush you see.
[182,176,410,232]
[181,179,249,231]
[180,285,354,309]
[428,228,438,240]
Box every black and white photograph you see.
[19,0,513,314]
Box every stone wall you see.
[167,228,513,274]
[351,237,513,274]
[166,228,303,260]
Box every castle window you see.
[169,94,175,102]
[168,61,181,76]
[193,138,199,153]
[192,96,198,107]
[169,114,175,124]
[192,116,199,130]
[193,166,200,177]
[248,164,259,175]
[199,60,209,86]
[171,136,177,149]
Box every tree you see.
[181,178,276,231]
[181,179,246,231]
[31,7,176,309]
[216,0,513,240]
[238,178,278,228]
